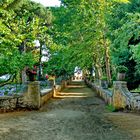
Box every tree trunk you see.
[38,42,42,81]
[101,0,112,84]
[95,63,102,80]
[20,41,27,84]
[105,44,111,84]
[21,67,27,84]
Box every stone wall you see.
[85,79,140,111]
[113,81,130,109]
[86,79,113,105]
[0,80,69,112]
[0,96,19,112]
[0,90,53,112]
[23,81,41,109]
[40,89,53,106]
[0,82,53,112]
[113,81,140,111]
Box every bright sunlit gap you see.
[53,92,91,98]
[53,95,89,98]
[67,85,85,88]
[31,0,61,7]
[114,0,130,3]
[60,92,89,95]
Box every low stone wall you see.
[0,96,19,112]
[0,90,53,112]
[23,81,41,109]
[40,89,53,106]
[86,79,113,105]
[113,81,140,111]
[85,79,140,111]
[0,80,69,112]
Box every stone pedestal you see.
[117,73,126,81]
[113,81,127,109]
[24,81,40,109]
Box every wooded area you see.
[1,0,140,90]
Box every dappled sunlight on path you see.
[0,80,137,140]
[55,92,89,98]
[67,85,85,88]
[54,81,92,98]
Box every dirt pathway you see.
[106,112,140,139]
[0,81,139,140]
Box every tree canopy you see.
[1,0,140,89]
[0,0,52,76]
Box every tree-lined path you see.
[0,81,139,140]
[1,1,140,139]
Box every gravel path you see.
[0,81,138,140]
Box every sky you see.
[31,0,61,7]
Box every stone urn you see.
[116,66,128,81]
[117,73,126,81]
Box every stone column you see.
[113,81,127,109]
[24,81,40,109]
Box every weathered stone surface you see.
[85,79,112,105]
[40,89,52,96]
[0,96,18,112]
[0,80,68,112]
[40,89,53,106]
[24,81,40,109]
[113,90,127,109]
[85,79,140,112]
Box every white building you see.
[74,67,83,80]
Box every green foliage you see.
[116,65,128,73]
[44,46,75,77]
[0,0,53,78]
[106,104,116,112]
[109,1,140,88]
[1,0,140,89]
[101,76,108,81]
[0,50,34,75]
[130,86,140,93]
[51,0,109,78]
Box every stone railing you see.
[113,81,140,111]
[85,79,113,105]
[0,80,70,112]
[85,79,140,111]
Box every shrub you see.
[106,104,116,112]
[101,76,107,81]
[116,65,128,73]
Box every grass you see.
[130,87,140,94]
[106,104,116,112]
